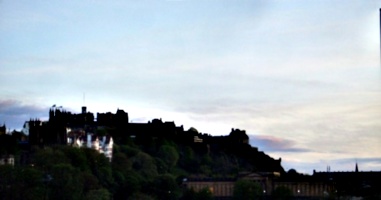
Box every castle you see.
[25,106,280,172]
[26,106,114,161]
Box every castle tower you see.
[82,106,87,114]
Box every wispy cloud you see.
[0,99,48,130]
[333,157,381,165]
[249,134,311,153]
[168,89,381,173]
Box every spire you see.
[355,162,359,172]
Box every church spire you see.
[355,162,359,172]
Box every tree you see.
[129,193,155,200]
[118,144,140,157]
[0,166,45,200]
[157,145,179,171]
[155,157,169,174]
[15,167,45,200]
[113,170,143,199]
[212,153,239,176]
[272,186,293,200]
[83,148,114,189]
[151,174,181,200]
[49,164,83,200]
[132,152,158,179]
[112,152,132,176]
[81,171,101,194]
[233,180,262,200]
[32,146,69,171]
[0,165,14,199]
[196,188,213,200]
[188,127,199,134]
[85,188,111,200]
[62,146,89,171]
[181,188,197,200]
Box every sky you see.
[1,0,381,174]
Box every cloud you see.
[130,117,151,123]
[167,89,381,173]
[0,99,48,130]
[332,157,381,165]
[249,134,311,153]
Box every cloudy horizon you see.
[1,0,381,174]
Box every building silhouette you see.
[0,124,6,135]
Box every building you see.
[273,180,333,198]
[188,164,381,199]
[0,155,15,166]
[68,133,114,162]
[25,106,114,161]
[312,165,381,198]
[183,172,278,198]
[22,122,30,135]
[0,124,6,135]
[183,178,236,198]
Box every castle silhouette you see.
[26,106,283,172]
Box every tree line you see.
[0,128,291,200]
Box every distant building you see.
[22,122,30,135]
[0,124,6,135]
[183,178,235,198]
[68,133,114,162]
[184,167,381,199]
[312,164,381,198]
[193,136,203,143]
[27,119,42,145]
[97,109,128,127]
[25,106,130,162]
[0,155,15,166]
[183,172,279,198]
[273,180,333,198]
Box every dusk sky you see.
[1,0,381,174]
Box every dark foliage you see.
[0,124,286,199]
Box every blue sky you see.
[1,0,381,174]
